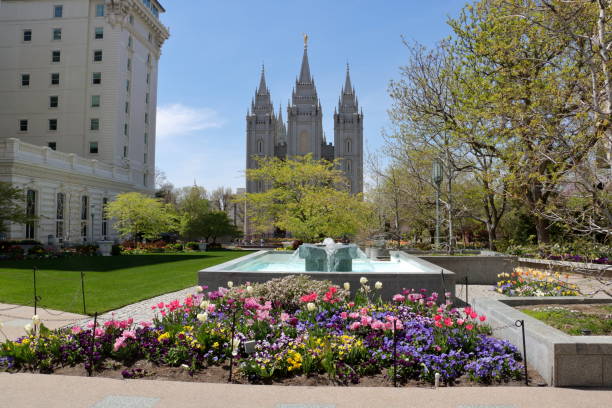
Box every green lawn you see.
[0,250,248,315]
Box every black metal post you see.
[440,269,446,303]
[228,308,237,383]
[393,319,398,387]
[88,312,98,377]
[33,267,38,315]
[80,271,87,315]
[515,319,529,386]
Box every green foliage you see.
[0,182,37,235]
[244,154,375,242]
[180,211,240,243]
[105,192,177,242]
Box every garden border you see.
[471,296,612,387]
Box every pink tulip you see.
[479,315,486,322]
[340,312,348,319]
[457,318,465,326]
[392,294,406,302]
[349,322,361,330]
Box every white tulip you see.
[246,285,254,295]
[32,315,41,325]
[343,282,350,291]
[0,321,4,329]
[196,286,204,293]
[196,313,208,322]
[227,281,234,288]
[359,277,368,285]
[180,364,190,370]
[307,302,316,312]
[375,281,383,290]
[24,323,33,335]
[231,338,241,356]
[200,300,210,309]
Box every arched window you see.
[346,139,352,153]
[257,140,263,154]
[25,189,37,239]
[346,159,352,173]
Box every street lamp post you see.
[432,159,444,249]
[90,204,98,244]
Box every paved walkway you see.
[1,372,611,408]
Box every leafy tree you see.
[243,154,375,242]
[181,211,240,243]
[0,182,37,236]
[105,192,177,243]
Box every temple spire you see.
[257,64,268,94]
[343,63,353,94]
[298,38,312,83]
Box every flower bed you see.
[495,268,580,297]
[0,276,524,386]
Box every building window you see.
[91,95,100,107]
[147,53,151,64]
[129,15,134,25]
[93,50,102,62]
[81,222,87,239]
[48,142,57,150]
[81,196,88,220]
[146,72,150,84]
[94,27,103,39]
[145,93,149,104]
[48,118,58,131]
[26,190,37,239]
[102,197,108,238]
[124,123,128,136]
[346,139,352,153]
[144,152,147,163]
[56,192,65,238]
[19,120,28,132]
[125,102,129,113]
[144,132,148,144]
[92,72,101,84]
[51,50,61,63]
[143,173,147,186]
[257,140,263,153]
[23,30,32,42]
[52,28,62,40]
[51,73,60,85]
[95,4,105,17]
[90,118,99,130]
[53,5,63,18]
[148,32,153,42]
[123,145,128,157]
[128,36,132,48]
[127,58,131,71]
[21,74,30,87]
[126,79,130,92]
[89,141,98,154]
[346,159,352,173]
[144,113,148,124]
[49,96,59,108]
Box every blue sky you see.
[155,0,467,191]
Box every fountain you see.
[198,238,456,302]
[297,238,371,272]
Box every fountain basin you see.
[198,250,455,301]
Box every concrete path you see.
[0,303,86,341]
[1,373,611,408]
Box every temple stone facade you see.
[246,42,364,195]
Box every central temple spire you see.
[298,37,312,84]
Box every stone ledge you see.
[472,296,612,387]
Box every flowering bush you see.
[0,277,523,386]
[495,268,580,297]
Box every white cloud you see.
[156,103,223,140]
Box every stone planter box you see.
[97,241,114,256]
[518,257,612,278]
[419,255,518,285]
[472,296,612,387]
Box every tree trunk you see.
[534,215,550,244]
[486,223,497,251]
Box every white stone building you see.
[0,0,168,243]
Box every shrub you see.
[185,242,200,250]
[111,245,122,256]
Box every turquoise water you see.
[223,253,431,273]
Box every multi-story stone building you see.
[246,40,364,195]
[0,0,168,243]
